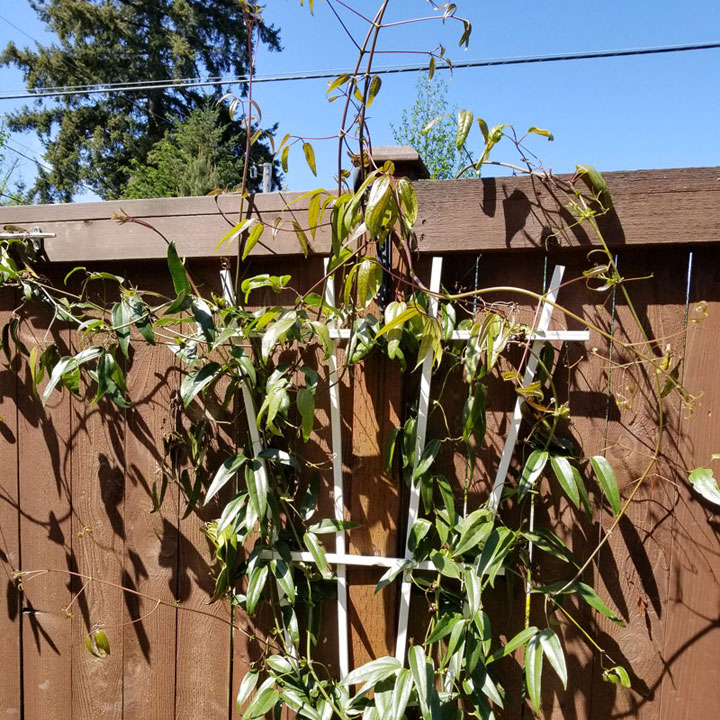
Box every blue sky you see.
[1,0,719,199]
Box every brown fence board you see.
[583,247,690,720]
[0,289,21,719]
[122,294,179,720]
[658,246,720,719]
[16,307,73,720]
[1,168,717,262]
[70,397,125,719]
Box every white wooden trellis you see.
[222,257,588,678]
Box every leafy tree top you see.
[391,74,471,180]
[1,0,281,202]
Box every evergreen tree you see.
[121,104,278,198]
[0,127,24,205]
[1,0,280,202]
[391,75,471,180]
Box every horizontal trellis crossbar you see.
[0,167,717,262]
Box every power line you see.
[1,41,718,101]
[3,140,100,197]
[0,13,41,44]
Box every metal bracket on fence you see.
[0,226,55,254]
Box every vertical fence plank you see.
[174,260,232,720]
[70,396,126,718]
[347,343,404,666]
[658,247,720,720]
[16,302,73,720]
[578,248,687,720]
[122,279,179,720]
[0,289,21,718]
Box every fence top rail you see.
[0,166,717,263]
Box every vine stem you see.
[15,568,253,638]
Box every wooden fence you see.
[1,165,719,719]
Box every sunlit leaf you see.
[527,126,554,141]
[688,466,720,505]
[205,453,246,505]
[456,109,473,149]
[590,455,621,515]
[303,142,317,176]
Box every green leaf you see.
[375,559,412,594]
[180,362,222,407]
[42,347,102,404]
[327,73,351,93]
[424,612,461,645]
[356,258,382,309]
[292,221,310,257]
[243,677,278,720]
[303,532,331,579]
[205,453,246,505]
[191,298,215,344]
[309,320,333,360]
[518,450,549,500]
[689,467,720,506]
[408,518,432,553]
[366,75,382,106]
[413,438,441,482]
[237,670,259,711]
[603,665,631,687]
[167,241,191,296]
[308,518,362,534]
[127,295,156,345]
[408,645,433,720]
[538,581,624,625]
[456,109,473,149]
[246,460,268,522]
[242,222,265,260]
[246,563,269,615]
[396,178,417,227]
[271,559,295,604]
[575,164,613,210]
[377,305,420,338]
[431,551,460,579]
[391,668,413,720]
[464,567,482,617]
[538,629,567,689]
[365,176,392,236]
[94,630,110,656]
[463,383,487,446]
[527,126,554,141]
[297,387,315,442]
[550,456,580,508]
[454,508,493,557]
[111,300,131,358]
[524,633,543,713]
[488,626,538,663]
[303,142,317,176]
[590,455,621,515]
[261,312,296,362]
[341,656,401,686]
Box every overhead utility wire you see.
[1,41,718,101]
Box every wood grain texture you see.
[16,301,73,720]
[348,349,404,666]
[69,395,126,719]
[0,289,21,719]
[122,267,179,720]
[657,246,720,719]
[0,168,716,261]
